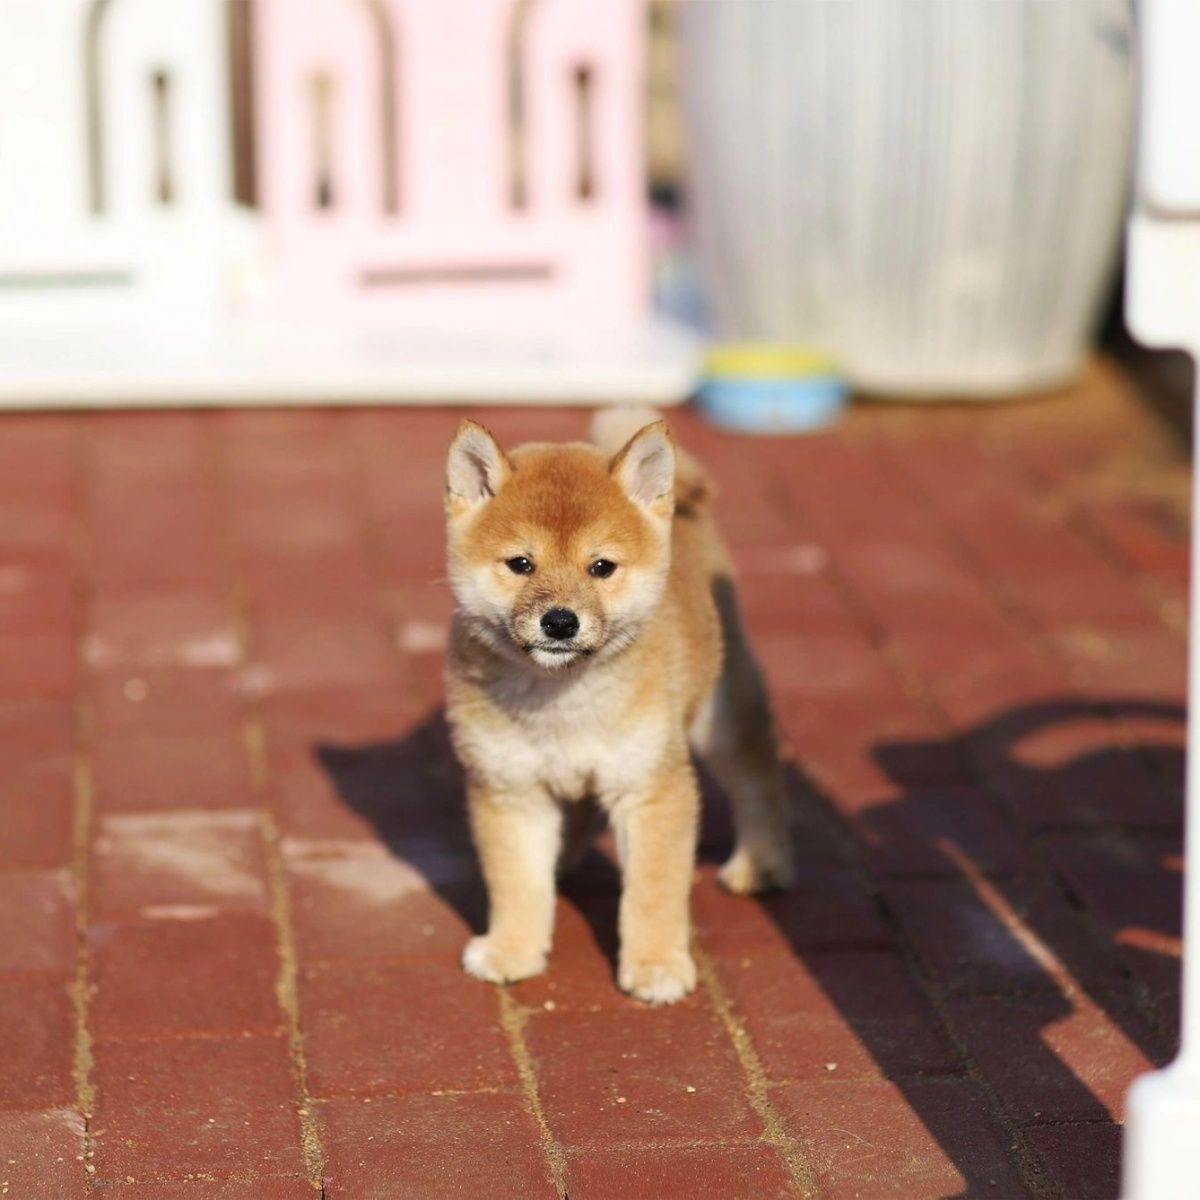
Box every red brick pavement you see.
[0,360,1185,1198]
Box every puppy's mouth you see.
[523,641,594,665]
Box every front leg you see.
[612,762,700,1005]
[462,785,561,985]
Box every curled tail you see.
[590,406,713,511]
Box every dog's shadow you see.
[315,708,625,969]
[315,711,489,940]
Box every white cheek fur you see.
[600,562,669,631]
[448,560,514,643]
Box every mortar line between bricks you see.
[778,426,1178,1183]
[1021,1115,1130,1128]
[777,547,1104,1200]
[207,416,326,1191]
[775,723,1063,1200]
[71,758,96,1110]
[879,417,1191,753]
[762,466,1059,1200]
[339,412,431,698]
[982,393,1190,637]
[497,991,570,1199]
[880,434,1188,826]
[1053,496,1189,636]
[867,430,1181,1049]
[870,431,1177,795]
[865,434,1050,650]
[255,784,327,1187]
[693,946,820,1200]
[70,415,98,1188]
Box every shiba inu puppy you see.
[444,408,793,1004]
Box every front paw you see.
[461,935,548,985]
[619,952,697,1005]
[718,844,795,896]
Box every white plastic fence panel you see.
[0,0,250,325]
[1122,2,1200,1198]
[1139,0,1200,213]
[99,0,252,313]
[102,0,234,221]
[0,0,106,271]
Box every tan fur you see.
[444,409,793,1004]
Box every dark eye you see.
[505,556,535,575]
[589,559,617,579]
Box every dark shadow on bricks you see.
[315,697,1182,1200]
[315,710,487,939]
[870,695,1185,1058]
[739,696,1182,1200]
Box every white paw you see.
[461,935,547,985]
[717,845,795,896]
[619,952,697,1005]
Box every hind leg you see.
[691,651,794,895]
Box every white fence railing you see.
[1122,2,1200,1196]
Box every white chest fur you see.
[452,662,674,805]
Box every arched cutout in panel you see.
[151,68,174,203]
[310,70,337,208]
[364,0,400,215]
[507,0,537,210]
[229,0,258,207]
[84,0,117,214]
[572,61,595,201]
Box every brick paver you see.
[0,360,1185,1197]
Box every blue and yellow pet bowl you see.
[697,345,848,434]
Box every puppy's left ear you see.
[611,421,675,519]
[447,420,511,516]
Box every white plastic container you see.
[681,0,1135,398]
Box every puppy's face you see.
[445,421,675,671]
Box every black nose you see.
[540,608,580,640]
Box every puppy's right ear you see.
[446,421,511,517]
[610,420,675,520]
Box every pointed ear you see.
[610,421,675,517]
[446,421,511,514]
